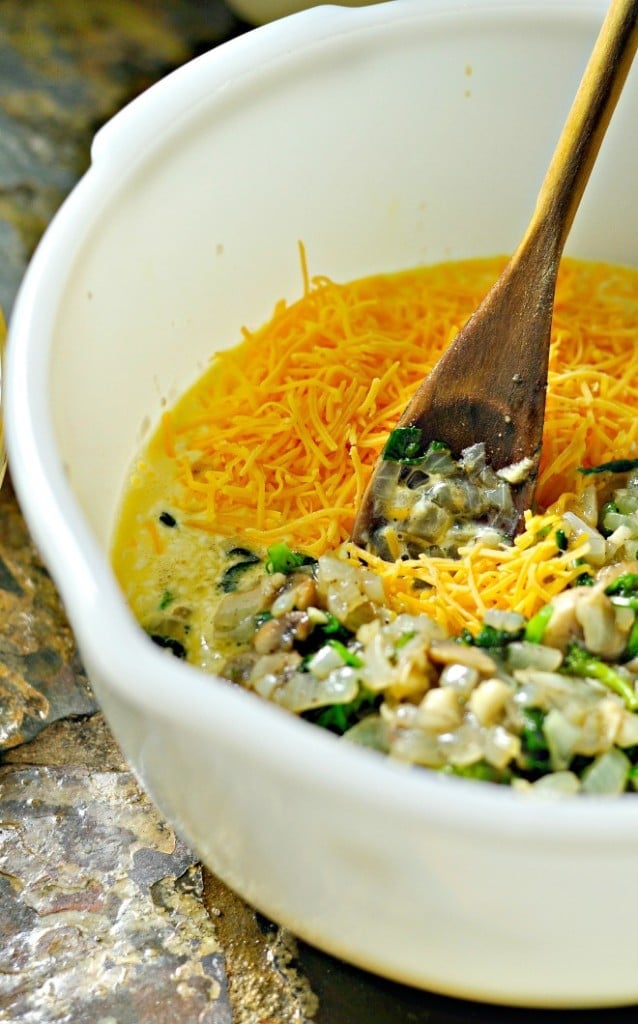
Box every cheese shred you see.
[133,255,638,636]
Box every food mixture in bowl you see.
[112,254,638,795]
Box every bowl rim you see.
[6,0,638,840]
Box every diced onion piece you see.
[562,511,607,565]
[306,644,347,680]
[605,525,634,556]
[602,512,638,538]
[389,727,445,768]
[531,771,581,797]
[617,711,638,748]
[268,666,359,713]
[343,714,389,752]
[581,747,630,795]
[481,725,520,769]
[417,687,462,733]
[543,708,581,771]
[578,483,599,528]
[439,662,480,696]
[483,609,526,633]
[507,641,563,672]
[468,679,512,727]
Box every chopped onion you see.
[271,666,359,713]
[506,641,563,672]
[342,715,389,753]
[530,771,581,797]
[484,609,526,633]
[581,748,630,795]
[562,511,607,565]
[543,708,581,771]
[306,643,347,680]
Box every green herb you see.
[322,612,346,635]
[298,615,353,666]
[159,589,175,610]
[220,554,261,593]
[382,426,423,463]
[327,639,364,668]
[426,440,449,453]
[465,623,524,649]
[535,525,552,541]
[524,604,554,643]
[395,631,416,650]
[253,611,273,629]
[442,761,511,784]
[306,687,379,735]
[519,707,551,774]
[149,634,187,659]
[266,542,316,574]
[579,458,638,476]
[605,573,638,597]
[574,572,595,587]
[562,644,638,711]
[555,528,568,551]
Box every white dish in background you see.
[5,0,638,1008]
[225,0,387,26]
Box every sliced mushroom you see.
[428,640,497,675]
[253,610,313,654]
[574,587,630,659]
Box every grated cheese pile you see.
[141,254,638,635]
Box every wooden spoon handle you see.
[521,0,638,260]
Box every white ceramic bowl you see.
[5,0,638,1008]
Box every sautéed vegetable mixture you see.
[112,256,638,795]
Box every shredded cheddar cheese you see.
[119,254,638,636]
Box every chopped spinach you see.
[462,622,523,650]
[442,761,512,784]
[305,687,380,735]
[159,511,177,527]
[220,552,261,593]
[579,458,638,476]
[382,426,423,463]
[149,634,187,659]
[524,604,554,643]
[266,542,316,575]
[327,639,364,668]
[322,611,347,636]
[555,528,568,551]
[605,573,638,597]
[574,571,595,587]
[562,643,638,711]
[519,707,551,774]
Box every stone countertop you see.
[1,3,637,1022]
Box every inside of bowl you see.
[47,3,637,549]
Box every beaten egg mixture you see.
[112,256,638,793]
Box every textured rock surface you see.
[0,764,231,1023]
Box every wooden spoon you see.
[352,0,638,551]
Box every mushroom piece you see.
[574,587,631,660]
[253,610,313,654]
